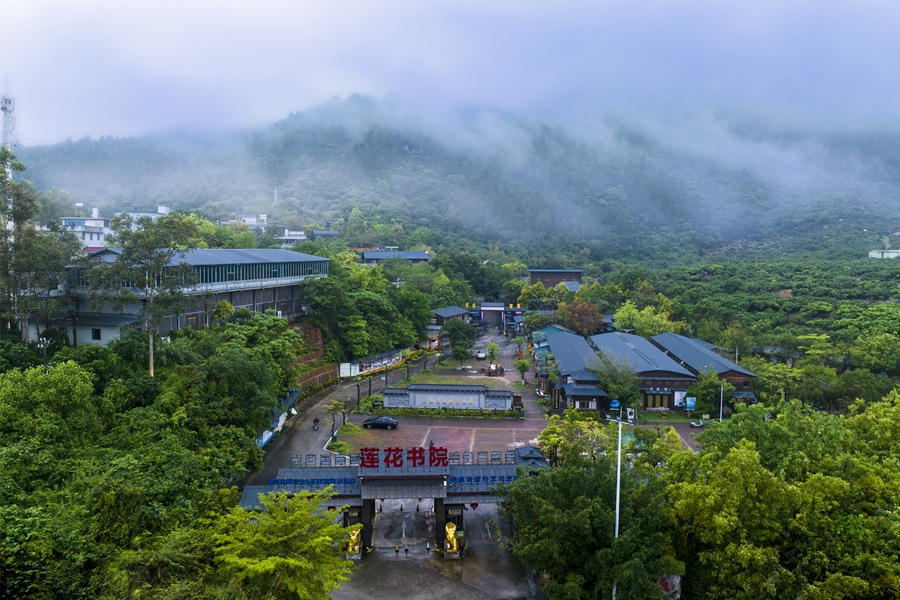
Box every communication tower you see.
[1,95,17,151]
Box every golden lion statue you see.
[348,527,361,555]
[445,522,458,553]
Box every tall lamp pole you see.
[611,419,624,600]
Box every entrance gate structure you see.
[241,447,520,552]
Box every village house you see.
[545,332,610,415]
[590,332,696,410]
[432,306,469,327]
[528,268,583,291]
[651,332,756,401]
[360,250,431,266]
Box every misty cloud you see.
[3,0,900,144]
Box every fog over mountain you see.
[16,96,900,266]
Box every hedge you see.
[370,407,522,420]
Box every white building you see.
[59,205,172,249]
[868,249,900,259]
[274,227,307,248]
[61,208,111,247]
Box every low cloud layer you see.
[3,0,900,145]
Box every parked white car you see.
[475,349,487,359]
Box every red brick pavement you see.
[338,423,540,455]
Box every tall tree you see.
[441,319,476,365]
[485,340,500,364]
[557,298,605,335]
[498,448,672,600]
[0,149,41,339]
[18,227,83,338]
[213,490,358,599]
[90,213,200,376]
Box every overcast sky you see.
[2,0,900,145]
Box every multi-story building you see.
[36,248,329,346]
[58,206,172,249]
[274,227,308,248]
[60,208,112,249]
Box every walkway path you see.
[245,326,547,486]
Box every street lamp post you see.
[37,337,50,373]
[610,418,625,600]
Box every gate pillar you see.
[434,497,446,549]
[361,499,375,552]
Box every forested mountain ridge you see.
[17,97,900,266]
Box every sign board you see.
[674,391,686,407]
[610,400,620,409]
[685,396,696,410]
[357,446,450,475]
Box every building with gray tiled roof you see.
[545,332,609,414]
[651,332,756,400]
[43,248,329,347]
[590,332,696,410]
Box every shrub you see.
[354,395,381,413]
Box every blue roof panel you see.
[546,332,602,376]
[590,332,693,376]
[651,332,756,377]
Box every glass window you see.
[91,328,101,341]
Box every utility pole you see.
[1,93,17,152]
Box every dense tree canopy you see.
[0,311,338,598]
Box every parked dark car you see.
[363,416,399,430]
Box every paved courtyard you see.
[246,327,545,484]
[243,325,704,598]
[332,500,545,600]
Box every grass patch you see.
[340,423,363,434]
[328,441,352,454]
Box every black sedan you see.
[363,416,399,430]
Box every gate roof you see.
[241,460,522,510]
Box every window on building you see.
[186,315,199,330]
[576,400,597,410]
[91,328,101,341]
[430,318,437,324]
[743,381,751,387]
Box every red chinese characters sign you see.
[358,446,449,469]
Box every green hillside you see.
[17,97,900,266]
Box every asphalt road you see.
[244,325,532,486]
